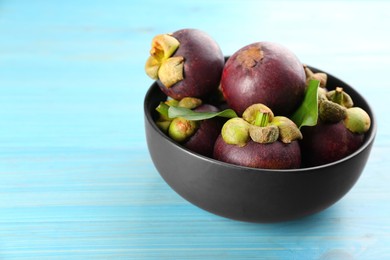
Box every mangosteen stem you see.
[254,111,270,127]
[250,111,279,143]
[326,87,354,108]
[332,87,344,105]
[242,104,274,125]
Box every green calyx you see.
[242,103,274,125]
[249,124,279,144]
[316,86,371,134]
[319,99,347,123]
[221,104,302,146]
[177,97,202,109]
[304,65,328,88]
[168,117,199,143]
[343,107,371,134]
[145,33,184,88]
[221,118,251,147]
[155,97,202,138]
[326,87,354,108]
[270,116,303,144]
[318,87,358,124]
[302,68,371,135]
[155,97,238,140]
[318,87,348,123]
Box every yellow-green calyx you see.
[242,103,274,124]
[165,99,180,107]
[343,107,371,134]
[221,103,302,146]
[316,87,371,134]
[221,118,250,147]
[249,125,279,144]
[319,99,347,123]
[318,87,358,123]
[177,97,202,109]
[155,97,202,134]
[270,116,303,143]
[145,34,184,88]
[326,87,354,108]
[318,87,328,102]
[156,120,171,133]
[168,117,199,143]
[304,65,328,88]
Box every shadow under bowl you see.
[144,66,377,223]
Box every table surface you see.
[1,0,389,259]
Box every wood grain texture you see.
[1,0,389,259]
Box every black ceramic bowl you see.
[144,66,377,223]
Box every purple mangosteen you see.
[155,97,223,158]
[145,29,224,100]
[213,103,302,169]
[300,86,371,167]
[221,42,306,116]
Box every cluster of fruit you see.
[145,29,371,169]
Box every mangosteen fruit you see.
[221,42,306,116]
[155,97,223,158]
[145,29,224,100]
[300,87,371,167]
[213,104,302,169]
[300,121,364,167]
[184,104,223,157]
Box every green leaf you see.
[291,79,320,128]
[168,106,238,121]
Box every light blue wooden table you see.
[1,0,389,259]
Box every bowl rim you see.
[144,66,377,174]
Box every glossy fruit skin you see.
[221,42,306,116]
[184,104,223,158]
[157,29,224,100]
[213,135,301,169]
[300,121,364,167]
